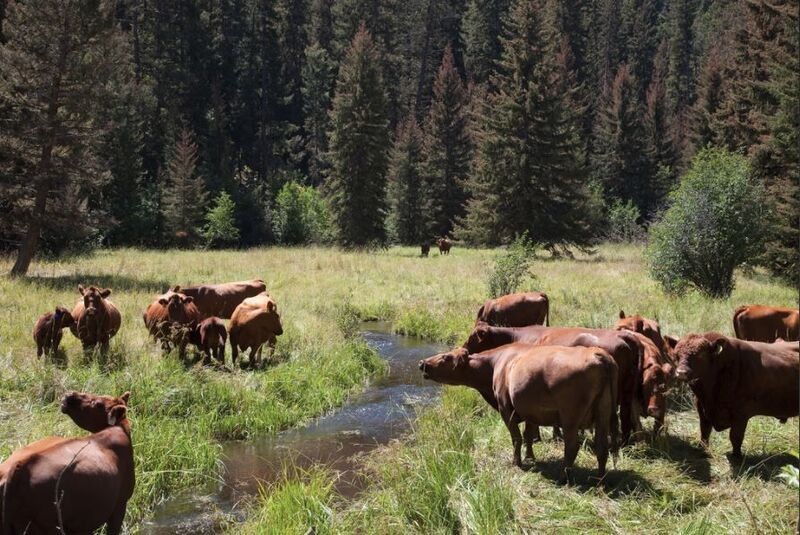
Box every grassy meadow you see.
[0,244,797,533]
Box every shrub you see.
[605,199,645,242]
[202,191,241,248]
[487,233,537,298]
[273,182,334,245]
[646,148,765,297]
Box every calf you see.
[733,305,799,343]
[420,344,618,477]
[0,391,134,534]
[70,285,122,353]
[189,317,228,365]
[33,307,74,357]
[229,292,284,369]
[673,333,799,457]
[476,292,549,327]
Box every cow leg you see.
[106,501,128,535]
[501,411,523,467]
[37,343,43,358]
[695,397,713,449]
[523,422,538,460]
[562,425,580,482]
[203,345,212,366]
[729,418,748,458]
[619,401,632,445]
[552,426,563,440]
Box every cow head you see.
[616,310,675,360]
[54,306,75,329]
[641,363,670,419]
[464,322,492,353]
[78,285,111,317]
[60,391,130,433]
[158,292,196,324]
[264,299,283,339]
[419,347,471,385]
[673,334,725,384]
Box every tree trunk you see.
[10,173,49,276]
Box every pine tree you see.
[0,0,130,275]
[302,43,335,186]
[422,45,471,237]
[594,63,655,215]
[161,129,208,245]
[388,117,428,244]
[326,24,391,246]
[458,0,595,249]
[461,0,507,83]
[202,191,240,248]
[308,0,334,52]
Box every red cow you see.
[0,391,134,534]
[673,333,799,457]
[143,289,202,358]
[33,307,74,357]
[70,285,122,353]
[189,317,228,365]
[437,237,452,255]
[229,292,284,369]
[615,310,673,361]
[476,292,550,327]
[732,305,799,343]
[177,279,267,319]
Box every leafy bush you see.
[487,233,537,298]
[273,182,334,245]
[605,199,645,242]
[202,191,241,248]
[646,148,765,297]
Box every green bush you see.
[646,148,765,297]
[487,233,537,298]
[202,191,240,248]
[273,182,334,244]
[605,199,645,242]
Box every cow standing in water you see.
[673,333,799,457]
[0,391,135,535]
[732,305,799,343]
[419,344,619,477]
[70,285,122,353]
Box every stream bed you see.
[142,323,446,534]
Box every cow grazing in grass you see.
[143,289,202,358]
[0,391,134,535]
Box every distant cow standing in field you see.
[189,317,227,365]
[420,242,431,257]
[419,344,619,477]
[0,391,134,535]
[143,289,202,358]
[437,237,451,255]
[33,307,74,357]
[70,285,122,353]
[177,279,267,319]
[732,305,799,343]
[229,292,284,369]
[673,333,799,457]
[476,292,550,327]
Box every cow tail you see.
[545,304,549,327]
[732,306,748,339]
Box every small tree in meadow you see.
[273,182,334,244]
[605,200,645,243]
[646,148,765,297]
[202,191,240,248]
[487,233,537,298]
[162,128,208,246]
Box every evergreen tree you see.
[594,63,655,215]
[423,45,471,237]
[0,0,130,275]
[461,0,507,83]
[326,24,391,246]
[161,129,208,245]
[302,43,335,186]
[388,117,428,244]
[308,0,334,52]
[202,191,240,248]
[458,0,595,249]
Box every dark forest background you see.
[0,0,796,280]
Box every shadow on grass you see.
[20,273,172,294]
[637,433,712,483]
[528,458,658,498]
[729,451,799,482]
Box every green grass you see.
[220,244,798,534]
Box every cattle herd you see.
[1,282,798,533]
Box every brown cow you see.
[70,285,122,352]
[33,307,74,357]
[419,344,619,476]
[143,290,202,358]
[616,310,673,361]
[732,305,799,343]
[437,237,452,255]
[189,317,228,365]
[176,279,267,319]
[673,333,799,457]
[476,292,550,327]
[0,391,134,534]
[229,292,284,369]
[420,242,431,257]
[463,323,662,442]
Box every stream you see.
[142,323,446,534]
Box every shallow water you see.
[141,323,446,534]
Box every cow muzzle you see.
[675,367,690,381]
[60,392,79,412]
[86,306,97,316]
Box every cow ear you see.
[619,310,626,319]
[183,296,194,303]
[120,391,130,405]
[267,301,276,312]
[78,284,85,295]
[664,335,679,351]
[158,298,168,306]
[712,339,726,356]
[100,288,112,298]
[107,404,127,426]
[172,285,181,293]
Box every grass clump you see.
[487,232,537,298]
